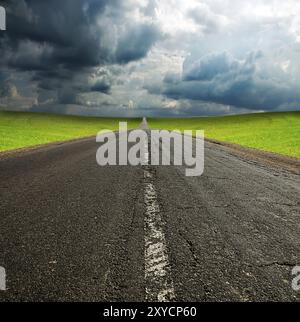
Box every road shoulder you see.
[206,138,300,175]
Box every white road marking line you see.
[143,137,175,302]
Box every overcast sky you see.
[1,0,300,117]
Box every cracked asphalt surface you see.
[0,121,299,301]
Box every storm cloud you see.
[0,0,300,116]
[0,0,161,106]
[163,51,300,111]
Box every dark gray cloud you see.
[90,80,111,94]
[1,0,300,116]
[0,0,161,105]
[163,51,300,111]
[115,24,161,64]
[183,52,241,81]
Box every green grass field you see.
[1,111,299,158]
[148,111,300,158]
[0,111,140,152]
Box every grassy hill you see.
[148,112,300,158]
[0,111,140,152]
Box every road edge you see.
[0,135,96,160]
[1,128,299,175]
[206,137,300,175]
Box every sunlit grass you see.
[1,111,299,158]
[148,112,300,158]
[0,111,140,152]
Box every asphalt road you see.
[0,120,299,302]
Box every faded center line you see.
[143,133,175,302]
